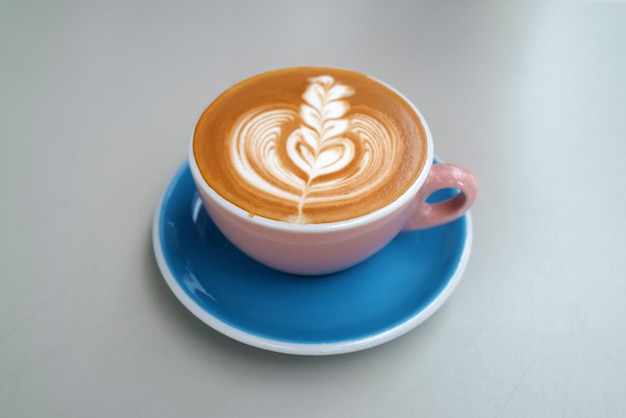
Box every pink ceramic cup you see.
[188,78,478,276]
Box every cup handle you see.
[402,163,478,230]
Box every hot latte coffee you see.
[193,67,428,224]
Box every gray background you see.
[1,1,625,417]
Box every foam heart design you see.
[229,75,399,222]
[286,128,356,180]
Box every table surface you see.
[2,1,625,417]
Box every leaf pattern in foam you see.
[230,75,398,223]
[287,76,355,182]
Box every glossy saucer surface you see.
[152,162,472,355]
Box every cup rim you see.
[188,66,434,233]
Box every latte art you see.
[231,76,402,223]
[193,68,427,223]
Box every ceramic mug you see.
[188,68,478,275]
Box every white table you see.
[2,1,625,416]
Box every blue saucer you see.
[152,162,472,355]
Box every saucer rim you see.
[152,162,473,356]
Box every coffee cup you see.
[188,67,478,275]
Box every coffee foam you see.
[194,68,427,224]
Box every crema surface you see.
[193,67,427,223]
